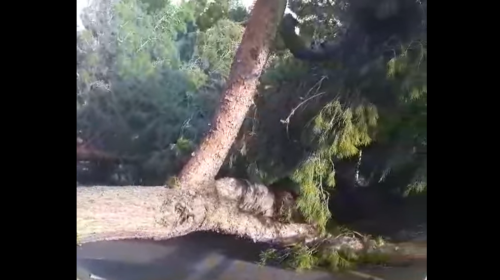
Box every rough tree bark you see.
[175,0,288,189]
[77,182,426,264]
[77,182,426,265]
[78,179,317,244]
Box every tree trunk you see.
[175,0,287,189]
[77,178,316,244]
[77,180,426,265]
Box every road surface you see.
[77,232,426,280]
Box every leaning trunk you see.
[176,0,287,188]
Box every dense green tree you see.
[195,0,249,31]
[196,19,244,77]
[77,0,209,184]
[227,0,427,230]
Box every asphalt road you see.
[77,232,426,280]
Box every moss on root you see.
[166,176,181,188]
[259,232,393,272]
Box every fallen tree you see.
[77,0,426,268]
[78,0,313,245]
[77,179,315,244]
[77,179,426,266]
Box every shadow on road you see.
[78,231,284,280]
[77,231,425,280]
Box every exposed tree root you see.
[77,178,316,244]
